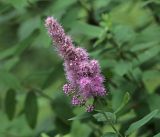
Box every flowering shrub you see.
[0,0,160,137]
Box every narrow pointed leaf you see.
[115,92,130,114]
[125,109,159,135]
[4,89,16,120]
[24,91,38,129]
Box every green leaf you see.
[0,70,22,91]
[68,113,91,121]
[46,0,76,19]
[118,110,136,122]
[93,112,116,123]
[133,46,160,66]
[42,63,63,89]
[0,11,18,24]
[142,0,160,6]
[0,45,17,60]
[2,57,20,71]
[154,132,160,137]
[142,70,160,93]
[41,133,50,137]
[52,0,76,13]
[131,41,159,52]
[110,1,152,28]
[111,89,127,112]
[24,91,38,129]
[136,24,160,43]
[93,0,111,9]
[71,121,92,137]
[113,24,135,45]
[5,0,28,10]
[71,21,103,38]
[4,89,16,120]
[131,68,142,81]
[114,61,132,76]
[18,16,40,41]
[102,132,118,137]
[148,94,160,118]
[115,92,130,114]
[125,109,159,136]
[15,32,38,56]
[33,25,51,48]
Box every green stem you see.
[102,112,124,137]
[33,87,53,102]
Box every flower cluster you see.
[45,17,106,112]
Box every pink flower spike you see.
[45,16,107,112]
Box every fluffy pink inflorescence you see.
[45,16,106,112]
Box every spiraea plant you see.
[45,17,106,112]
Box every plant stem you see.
[102,112,124,137]
[33,87,53,102]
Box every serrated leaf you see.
[113,24,135,45]
[93,112,116,123]
[4,89,16,120]
[115,92,130,114]
[125,109,159,135]
[24,91,38,129]
[102,132,118,137]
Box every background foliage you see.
[0,0,160,137]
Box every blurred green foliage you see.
[0,0,160,137]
